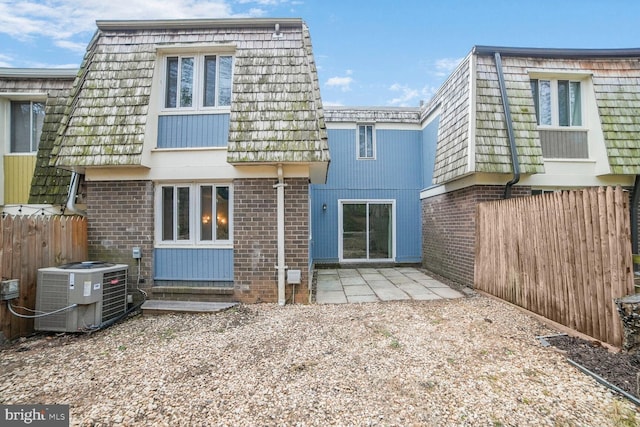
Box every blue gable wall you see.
[157,114,229,148]
[321,129,422,189]
[311,128,424,263]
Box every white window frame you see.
[155,182,233,248]
[530,78,584,128]
[161,54,234,113]
[9,99,46,153]
[356,123,376,160]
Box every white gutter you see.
[274,164,288,305]
[66,172,86,217]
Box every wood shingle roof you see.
[49,18,329,170]
[226,22,329,164]
[424,46,640,185]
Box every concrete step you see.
[141,300,238,315]
[150,286,235,302]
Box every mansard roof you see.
[423,46,640,185]
[49,18,329,170]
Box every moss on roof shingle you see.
[226,23,329,164]
[50,19,329,170]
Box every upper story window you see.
[357,124,375,159]
[10,100,45,153]
[530,79,582,127]
[157,183,232,245]
[530,77,589,159]
[164,55,233,110]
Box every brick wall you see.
[233,177,310,303]
[421,185,530,287]
[85,181,154,297]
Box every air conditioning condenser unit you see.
[35,261,128,332]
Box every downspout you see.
[66,172,86,217]
[494,52,520,199]
[632,175,640,258]
[274,164,288,305]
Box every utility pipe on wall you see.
[66,172,86,217]
[274,164,288,305]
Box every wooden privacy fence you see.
[0,215,88,342]
[475,186,634,348]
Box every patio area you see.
[315,267,465,304]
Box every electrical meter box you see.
[287,269,301,284]
[1,279,19,300]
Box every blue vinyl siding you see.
[311,188,421,263]
[157,113,229,148]
[153,247,233,281]
[422,115,440,189]
[311,128,423,264]
[324,129,422,189]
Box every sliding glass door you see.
[340,200,394,262]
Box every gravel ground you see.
[1,295,638,426]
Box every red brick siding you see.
[421,185,530,287]
[85,181,154,294]
[233,178,310,303]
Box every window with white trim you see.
[164,55,233,110]
[157,183,232,245]
[357,124,375,159]
[530,79,582,127]
[10,100,45,153]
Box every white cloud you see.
[0,53,13,67]
[0,0,254,53]
[54,39,90,54]
[325,76,353,92]
[236,0,287,4]
[387,83,419,106]
[322,100,344,107]
[419,85,439,103]
[433,57,463,77]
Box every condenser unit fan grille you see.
[102,269,127,323]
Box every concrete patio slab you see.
[315,267,464,304]
[341,276,367,286]
[317,280,343,291]
[421,279,451,288]
[365,279,393,288]
[387,276,416,285]
[410,292,444,301]
[316,290,348,304]
[343,285,375,296]
[317,269,338,275]
[357,268,379,274]
[337,269,361,277]
[347,294,380,303]
[430,287,465,299]
[361,273,387,281]
[374,289,411,301]
[396,283,442,300]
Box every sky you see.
[1,0,640,107]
